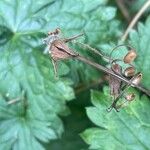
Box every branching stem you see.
[75,55,150,97]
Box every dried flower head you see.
[124,93,135,101]
[43,28,80,77]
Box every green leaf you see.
[81,88,150,150]
[0,0,121,149]
[129,16,150,88]
[0,0,76,149]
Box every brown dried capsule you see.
[132,72,142,86]
[124,66,135,77]
[123,50,137,64]
[125,93,135,101]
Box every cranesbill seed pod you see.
[50,39,78,61]
[123,50,137,64]
[125,93,135,101]
[124,66,135,77]
[43,28,80,77]
[132,72,142,86]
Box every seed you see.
[123,50,137,64]
[124,66,135,77]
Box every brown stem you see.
[75,55,150,97]
[63,33,84,43]
[121,0,150,42]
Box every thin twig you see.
[116,0,131,22]
[121,0,150,42]
[63,33,84,43]
[7,97,20,105]
[75,55,150,97]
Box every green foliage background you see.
[0,0,150,150]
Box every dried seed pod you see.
[50,39,78,61]
[43,29,81,77]
[50,39,78,77]
[125,93,135,101]
[124,66,136,77]
[123,50,137,64]
[44,29,78,77]
[132,72,142,86]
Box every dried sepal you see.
[123,50,137,64]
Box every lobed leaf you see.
[81,88,150,150]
